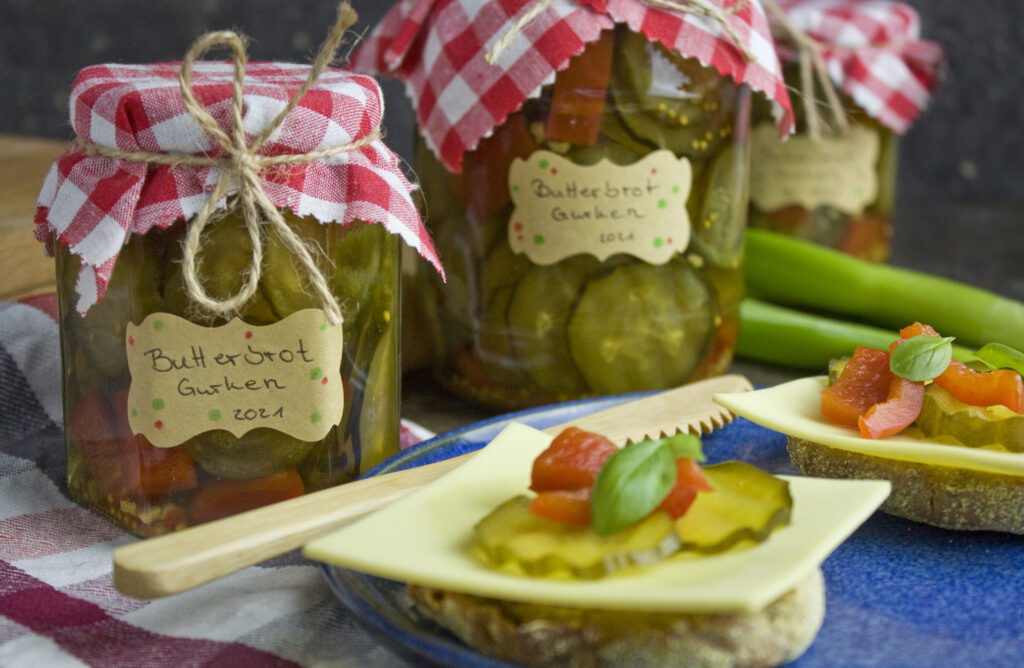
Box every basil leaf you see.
[890,335,954,381]
[652,433,705,462]
[591,440,676,536]
[975,342,1024,376]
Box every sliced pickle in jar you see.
[480,237,531,309]
[689,144,746,268]
[915,383,1024,452]
[474,285,528,386]
[610,30,731,160]
[474,495,680,579]
[260,214,328,318]
[506,257,596,397]
[74,235,162,379]
[161,212,277,324]
[183,428,317,479]
[331,222,384,329]
[674,461,792,552]
[567,261,714,395]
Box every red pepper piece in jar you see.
[109,390,197,498]
[188,471,305,525]
[67,389,126,496]
[545,29,615,147]
[530,426,619,492]
[820,346,893,429]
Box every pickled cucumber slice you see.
[610,30,731,160]
[915,383,1024,452]
[689,144,747,268]
[331,222,385,328]
[507,257,596,396]
[674,461,792,552]
[260,214,327,318]
[161,212,277,324]
[474,495,681,579]
[183,428,317,479]
[567,262,714,395]
[475,285,529,386]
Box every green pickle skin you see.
[416,26,749,409]
[56,211,400,536]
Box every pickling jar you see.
[749,0,943,262]
[357,0,794,409]
[36,21,442,536]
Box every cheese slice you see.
[304,422,889,613]
[715,377,1024,477]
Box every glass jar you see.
[416,26,751,410]
[56,211,400,536]
[749,62,898,262]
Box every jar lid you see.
[36,58,442,314]
[354,0,795,172]
[772,0,944,133]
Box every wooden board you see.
[0,133,69,301]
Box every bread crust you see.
[787,436,1024,533]
[405,568,825,668]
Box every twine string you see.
[485,0,754,65]
[762,0,848,139]
[76,2,371,326]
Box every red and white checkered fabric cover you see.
[353,0,795,173]
[35,62,442,313]
[775,0,944,133]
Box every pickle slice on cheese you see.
[674,461,792,552]
[915,383,1024,452]
[474,495,680,579]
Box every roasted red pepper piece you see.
[897,322,1024,414]
[463,112,537,223]
[820,346,893,429]
[858,374,925,439]
[530,427,618,492]
[545,30,615,146]
[67,389,126,496]
[188,471,305,525]
[934,361,1024,414]
[529,488,592,527]
[110,391,197,498]
[656,457,713,519]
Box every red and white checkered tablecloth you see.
[774,0,944,133]
[34,62,442,314]
[0,293,431,667]
[354,0,795,173]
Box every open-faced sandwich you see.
[304,422,889,668]
[720,322,1024,533]
[407,427,820,667]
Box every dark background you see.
[3,0,1022,297]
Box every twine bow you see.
[761,0,848,140]
[77,2,375,326]
[485,0,755,65]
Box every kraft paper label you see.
[507,150,692,265]
[125,309,344,447]
[750,122,880,215]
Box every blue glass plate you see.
[321,395,1024,667]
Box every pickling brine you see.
[415,26,751,408]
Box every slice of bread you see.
[405,567,825,667]
[788,436,1024,533]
